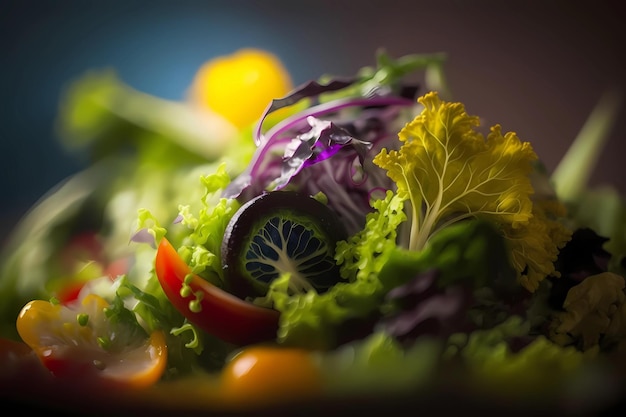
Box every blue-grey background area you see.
[1,0,625,243]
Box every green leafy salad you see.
[1,50,625,413]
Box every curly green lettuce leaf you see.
[135,163,240,288]
[335,190,407,283]
[320,331,442,397]
[374,91,571,291]
[445,316,589,401]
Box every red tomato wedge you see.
[154,238,280,345]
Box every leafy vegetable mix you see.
[1,50,625,411]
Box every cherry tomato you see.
[220,345,323,407]
[154,237,280,346]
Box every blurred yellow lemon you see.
[189,48,293,128]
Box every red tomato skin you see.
[55,281,86,304]
[154,238,280,346]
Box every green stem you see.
[551,89,622,202]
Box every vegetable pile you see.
[1,49,625,414]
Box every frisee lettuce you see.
[444,316,590,401]
[319,331,442,396]
[374,92,572,292]
[135,163,240,288]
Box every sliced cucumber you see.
[221,191,347,298]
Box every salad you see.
[1,49,625,415]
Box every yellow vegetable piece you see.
[16,294,167,389]
[373,91,571,292]
[219,345,323,408]
[188,48,293,128]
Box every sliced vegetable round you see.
[222,191,347,298]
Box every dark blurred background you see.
[1,0,624,243]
